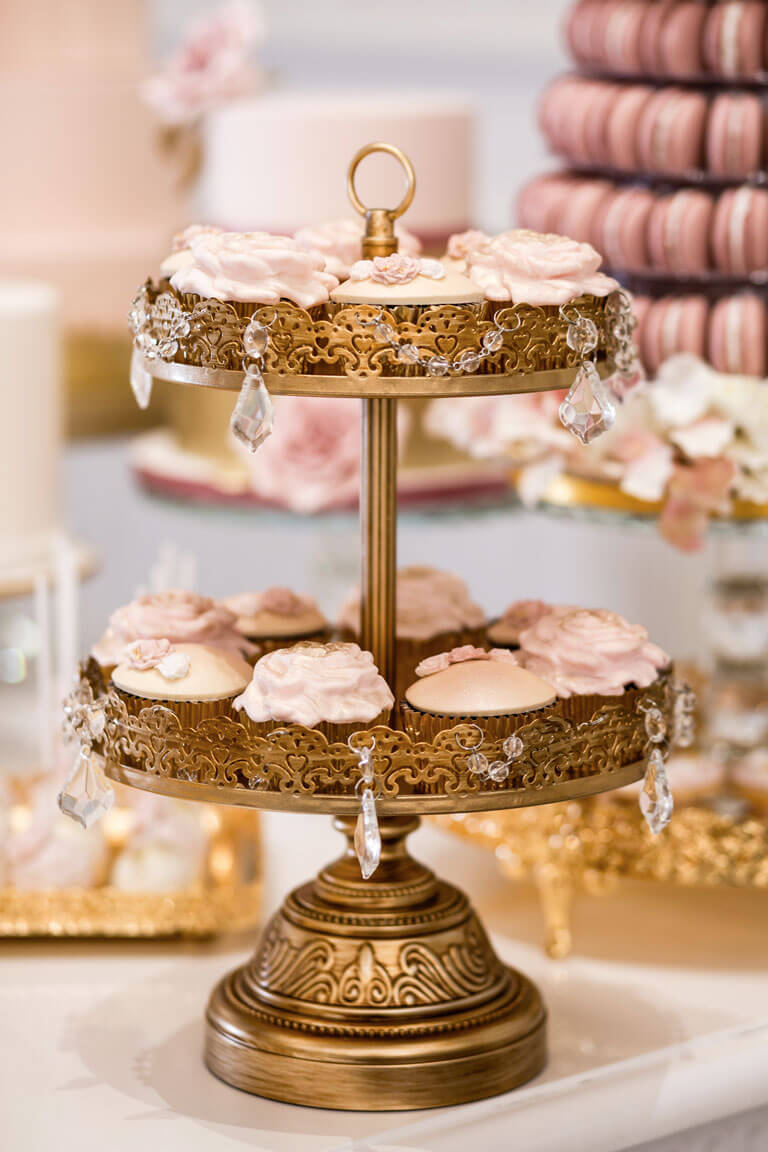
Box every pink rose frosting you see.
[123,638,174,670]
[517,608,669,698]
[467,229,618,305]
[92,589,252,664]
[224,587,316,618]
[294,218,422,281]
[339,565,486,642]
[348,255,446,287]
[171,224,223,252]
[233,642,394,727]
[170,231,339,307]
[497,600,561,636]
[415,646,518,677]
[445,230,491,261]
[142,0,263,127]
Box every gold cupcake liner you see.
[112,685,240,726]
[235,709,391,746]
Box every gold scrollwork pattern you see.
[134,282,612,380]
[89,659,671,811]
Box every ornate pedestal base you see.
[206,816,546,1111]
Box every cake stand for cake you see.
[79,144,670,1111]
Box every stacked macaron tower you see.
[520,0,768,377]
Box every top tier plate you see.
[130,284,617,399]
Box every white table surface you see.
[2,812,768,1152]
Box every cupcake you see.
[440,229,492,274]
[515,607,670,722]
[401,645,557,742]
[466,229,618,307]
[221,587,329,654]
[293,217,422,281]
[91,589,255,679]
[487,600,569,649]
[331,254,482,307]
[233,641,394,743]
[337,565,487,701]
[112,640,252,725]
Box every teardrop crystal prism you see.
[639,750,674,835]
[231,369,275,453]
[559,362,616,445]
[130,347,153,410]
[354,786,381,879]
[58,748,115,829]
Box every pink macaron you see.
[605,84,654,169]
[704,2,767,77]
[583,80,623,162]
[631,293,652,354]
[539,76,584,156]
[642,295,709,372]
[598,186,656,269]
[712,187,768,274]
[558,179,615,248]
[517,176,577,235]
[647,189,715,273]
[565,0,609,68]
[658,3,708,76]
[601,1,647,74]
[710,294,768,375]
[637,87,708,174]
[638,0,679,73]
[707,92,765,176]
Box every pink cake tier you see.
[516,0,768,376]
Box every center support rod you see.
[360,396,398,690]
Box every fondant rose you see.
[415,646,518,677]
[142,0,263,126]
[339,565,486,642]
[123,638,173,670]
[349,255,446,286]
[294,218,422,281]
[92,590,251,664]
[171,231,339,307]
[234,642,394,727]
[467,229,618,305]
[446,230,490,261]
[517,608,669,697]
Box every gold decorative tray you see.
[440,796,768,959]
[0,805,261,939]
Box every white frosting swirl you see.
[170,231,339,307]
[467,229,618,305]
[234,642,393,727]
[517,608,669,697]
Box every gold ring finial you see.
[346,142,416,258]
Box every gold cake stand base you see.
[205,815,546,1111]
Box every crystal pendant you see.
[58,747,115,829]
[130,347,153,410]
[354,786,381,879]
[639,749,674,835]
[559,362,616,445]
[231,368,275,453]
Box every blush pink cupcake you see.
[486,600,570,649]
[233,641,394,743]
[221,587,329,654]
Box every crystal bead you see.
[643,707,667,744]
[639,749,674,835]
[243,319,269,358]
[502,734,524,760]
[397,342,421,364]
[87,705,106,741]
[565,315,598,355]
[456,348,483,374]
[488,759,509,783]
[467,751,489,778]
[130,347,153,410]
[482,328,504,352]
[231,369,275,453]
[354,786,381,879]
[374,321,397,344]
[58,748,115,829]
[559,362,616,445]
[426,355,451,377]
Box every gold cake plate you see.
[0,805,261,938]
[80,659,672,1110]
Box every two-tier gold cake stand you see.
[85,144,672,1110]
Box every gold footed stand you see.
[206,815,545,1110]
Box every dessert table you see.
[3,813,767,1152]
